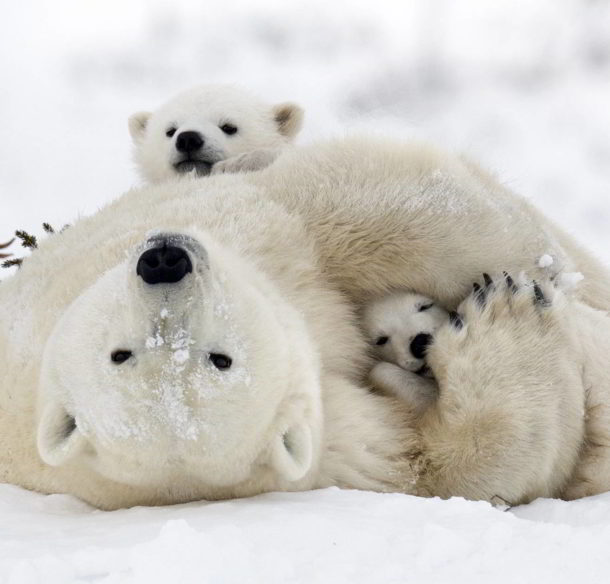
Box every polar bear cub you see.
[362,292,448,413]
[128,84,304,183]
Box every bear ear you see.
[271,422,313,482]
[128,111,152,143]
[272,102,304,139]
[37,401,86,467]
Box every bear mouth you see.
[173,159,214,176]
[414,364,433,378]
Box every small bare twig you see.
[1,258,22,269]
[2,223,68,272]
[15,230,38,249]
[0,238,15,259]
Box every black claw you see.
[483,273,493,288]
[472,282,485,306]
[449,311,463,329]
[533,281,550,306]
[503,271,517,293]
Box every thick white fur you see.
[129,84,303,183]
[2,137,610,509]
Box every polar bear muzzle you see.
[136,243,193,285]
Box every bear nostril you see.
[165,254,181,268]
[136,245,193,285]
[410,333,433,359]
[143,256,159,269]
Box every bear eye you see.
[210,353,232,370]
[220,123,238,135]
[375,336,389,346]
[166,127,177,138]
[419,303,433,312]
[111,350,133,364]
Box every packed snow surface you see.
[2,0,610,581]
[3,485,610,584]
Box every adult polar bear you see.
[1,138,609,509]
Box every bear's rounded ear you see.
[128,111,152,143]
[37,401,86,467]
[271,422,313,482]
[272,102,304,139]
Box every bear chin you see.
[173,159,214,176]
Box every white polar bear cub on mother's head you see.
[128,84,304,183]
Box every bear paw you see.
[426,271,571,387]
[416,272,584,503]
[369,361,438,415]
[211,149,280,175]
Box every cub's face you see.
[129,85,303,183]
[363,292,448,373]
[37,232,320,498]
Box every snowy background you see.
[1,0,610,581]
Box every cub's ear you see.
[271,422,313,482]
[272,102,304,139]
[128,111,152,143]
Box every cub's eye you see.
[375,336,389,346]
[419,303,433,312]
[166,127,177,138]
[220,123,238,135]
[210,353,232,370]
[111,350,133,364]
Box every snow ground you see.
[3,485,610,584]
[1,0,610,582]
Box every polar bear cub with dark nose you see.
[363,292,448,414]
[128,84,304,183]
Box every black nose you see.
[175,131,204,153]
[410,333,433,359]
[136,245,193,285]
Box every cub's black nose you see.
[410,333,433,359]
[136,245,192,285]
[175,131,204,153]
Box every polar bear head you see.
[37,231,321,500]
[128,85,304,183]
[362,292,448,374]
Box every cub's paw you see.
[369,361,438,415]
[211,149,279,175]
